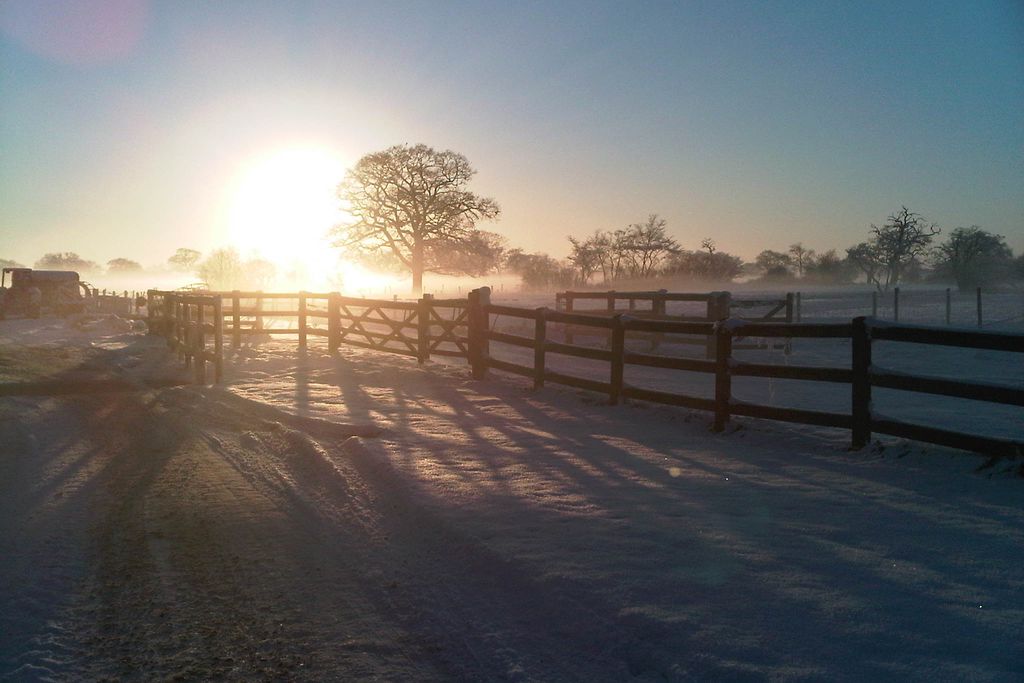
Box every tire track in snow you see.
[4,387,452,680]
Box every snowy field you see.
[2,313,1023,681]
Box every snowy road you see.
[2,322,1023,680]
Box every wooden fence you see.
[159,292,223,383]
[148,290,469,369]
[145,286,1022,457]
[794,286,998,327]
[555,289,793,321]
[554,289,793,356]
[470,287,1023,458]
[83,288,146,316]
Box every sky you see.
[1,0,1022,275]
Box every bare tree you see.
[603,230,631,282]
[168,248,202,272]
[755,250,793,279]
[246,257,277,289]
[429,230,507,277]
[870,206,939,292]
[933,227,1013,291]
[0,259,25,269]
[664,245,743,282]
[107,258,143,273]
[803,249,854,284]
[567,233,604,286]
[331,144,500,294]
[788,243,816,278]
[621,214,679,279]
[504,250,574,290]
[197,248,244,290]
[845,242,885,290]
[35,252,99,272]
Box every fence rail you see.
[469,287,1023,458]
[554,289,793,355]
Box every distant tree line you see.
[0,247,276,290]
[5,207,1021,293]
[543,206,1020,293]
[4,137,1021,296]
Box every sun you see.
[226,146,349,287]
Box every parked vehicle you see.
[0,268,89,319]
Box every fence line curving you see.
[145,287,1022,458]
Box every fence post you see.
[177,299,186,359]
[417,293,433,364]
[851,316,871,449]
[328,292,340,352]
[871,291,878,317]
[712,321,733,432]
[146,289,155,334]
[185,302,193,368]
[534,307,546,390]
[180,299,187,357]
[606,290,616,312]
[167,294,177,348]
[158,293,167,344]
[468,287,491,379]
[704,294,716,359]
[180,302,189,365]
[298,291,308,350]
[976,287,982,328]
[565,293,575,345]
[255,293,263,331]
[654,289,668,317]
[893,287,900,322]
[652,289,667,351]
[196,303,207,384]
[232,290,241,348]
[707,292,730,360]
[609,314,625,405]
[164,295,173,348]
[945,288,951,325]
[213,297,223,383]
[785,292,796,355]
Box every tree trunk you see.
[411,239,424,296]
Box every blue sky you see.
[1,0,1022,270]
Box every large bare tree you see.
[871,206,939,291]
[331,144,500,294]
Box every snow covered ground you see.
[2,315,1023,681]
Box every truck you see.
[0,268,89,319]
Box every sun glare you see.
[226,146,348,287]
